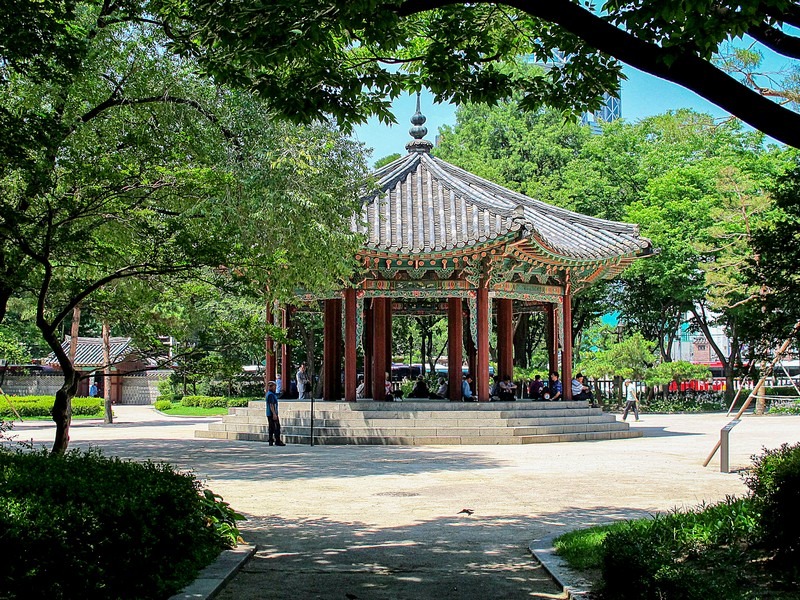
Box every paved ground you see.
[7,407,800,599]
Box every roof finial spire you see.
[406,91,434,153]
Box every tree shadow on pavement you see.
[216,506,655,600]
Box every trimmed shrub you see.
[153,399,173,412]
[0,448,242,600]
[227,397,252,408]
[745,443,800,567]
[0,396,102,418]
[180,395,227,408]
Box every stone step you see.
[206,420,632,437]
[196,428,642,445]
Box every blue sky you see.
[351,62,772,166]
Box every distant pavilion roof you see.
[45,336,135,368]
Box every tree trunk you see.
[69,305,81,364]
[514,314,529,368]
[102,320,113,424]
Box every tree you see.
[745,164,800,350]
[0,3,368,452]
[154,0,800,148]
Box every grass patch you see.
[554,522,628,570]
[158,403,230,417]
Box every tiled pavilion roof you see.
[355,152,651,262]
[352,102,652,265]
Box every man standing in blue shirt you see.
[265,381,285,446]
[89,381,99,398]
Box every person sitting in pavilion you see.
[461,374,475,401]
[499,375,517,401]
[408,375,430,398]
[490,375,502,401]
[547,371,563,401]
[528,374,544,400]
[432,377,448,399]
[384,372,402,401]
[571,373,594,403]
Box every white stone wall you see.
[119,371,171,405]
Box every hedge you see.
[0,396,102,418]
[176,396,257,409]
[0,448,243,599]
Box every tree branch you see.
[398,0,800,148]
[748,21,800,60]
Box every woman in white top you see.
[622,378,640,421]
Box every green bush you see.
[599,497,758,600]
[154,399,173,412]
[180,395,227,408]
[745,443,800,568]
[0,448,243,600]
[768,399,800,415]
[0,396,102,418]
[227,397,251,408]
[178,395,256,409]
[644,391,727,413]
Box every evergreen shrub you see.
[180,395,227,408]
[0,396,102,418]
[153,399,173,411]
[745,443,800,568]
[0,448,242,599]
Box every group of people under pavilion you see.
[263,103,652,403]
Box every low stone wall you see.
[1,370,171,405]
[1,372,63,397]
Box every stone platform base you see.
[196,399,642,445]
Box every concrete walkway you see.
[8,407,800,599]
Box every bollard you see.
[720,419,740,473]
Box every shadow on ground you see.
[216,506,653,600]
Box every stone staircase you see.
[196,399,642,445]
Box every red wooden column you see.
[280,307,292,395]
[344,289,357,402]
[371,298,388,401]
[476,287,490,402]
[546,304,559,375]
[496,298,514,379]
[363,300,373,396]
[265,301,277,384]
[334,298,343,399]
[561,282,574,400]
[384,299,393,375]
[323,299,338,401]
[447,298,464,402]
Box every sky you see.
[351,61,772,167]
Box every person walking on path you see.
[265,380,285,446]
[622,378,640,422]
[296,363,310,399]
